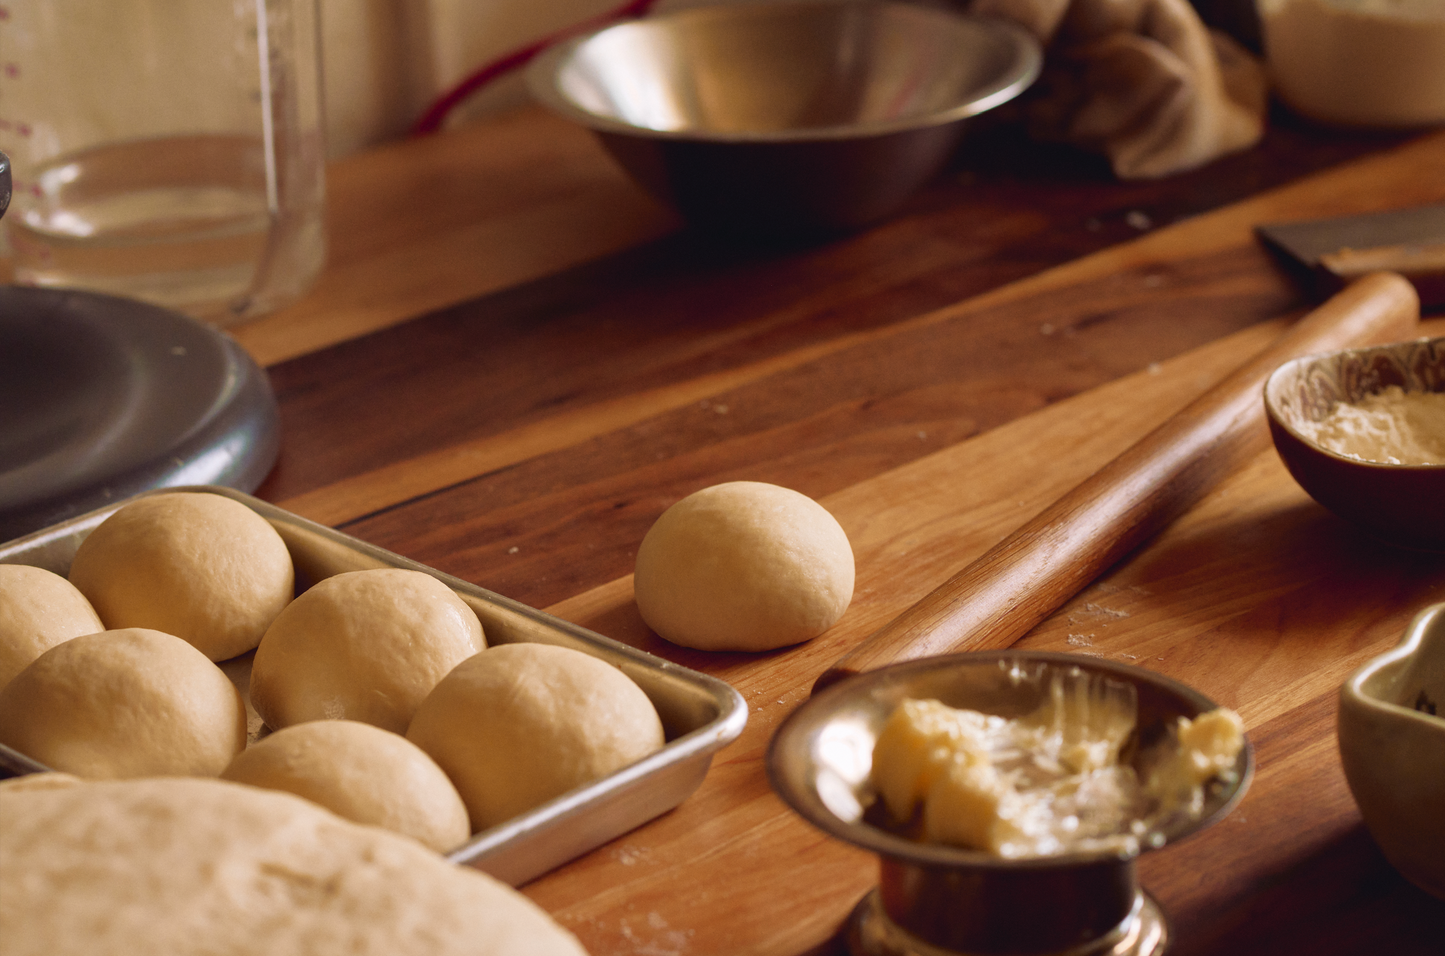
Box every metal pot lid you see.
[0,286,280,542]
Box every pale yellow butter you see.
[871,697,999,823]
[871,676,1244,859]
[1175,708,1247,787]
[1143,708,1247,817]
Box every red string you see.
[409,0,663,137]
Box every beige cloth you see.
[969,0,1268,179]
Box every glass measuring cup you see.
[0,0,327,326]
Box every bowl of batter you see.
[1264,335,1445,550]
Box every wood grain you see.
[228,108,680,366]
[3,70,1444,956]
[523,315,1445,955]
[817,272,1420,688]
[0,106,1420,373]
[219,110,1445,956]
[258,130,1445,570]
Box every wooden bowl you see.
[1338,602,1445,900]
[1263,336,1445,550]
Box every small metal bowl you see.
[1339,602,1445,900]
[526,0,1041,233]
[768,652,1252,956]
[1263,336,1445,551]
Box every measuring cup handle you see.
[1,150,11,220]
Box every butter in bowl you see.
[1263,335,1445,550]
[768,652,1252,956]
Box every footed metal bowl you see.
[767,652,1253,956]
[526,0,1041,234]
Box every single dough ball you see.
[407,643,665,831]
[250,569,485,734]
[67,492,295,661]
[0,564,104,693]
[633,481,854,651]
[221,719,471,853]
[0,776,589,956]
[0,628,246,778]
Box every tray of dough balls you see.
[0,485,747,886]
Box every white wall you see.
[320,0,734,157]
[318,0,865,157]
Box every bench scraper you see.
[1257,203,1445,307]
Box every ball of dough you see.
[633,481,854,651]
[250,569,485,734]
[0,628,247,779]
[407,643,665,831]
[0,776,589,956]
[221,719,471,853]
[67,492,295,662]
[0,564,104,693]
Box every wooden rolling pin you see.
[814,272,1420,693]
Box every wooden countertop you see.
[175,105,1445,953]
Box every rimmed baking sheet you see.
[0,486,748,886]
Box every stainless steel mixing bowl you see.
[525,1,1041,233]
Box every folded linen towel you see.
[967,0,1268,178]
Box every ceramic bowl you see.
[1263,336,1445,550]
[525,0,1041,234]
[1256,0,1445,129]
[768,652,1252,956]
[1338,602,1445,900]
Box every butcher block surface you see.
[34,103,1445,953]
[539,311,1445,956]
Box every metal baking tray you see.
[0,486,748,886]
